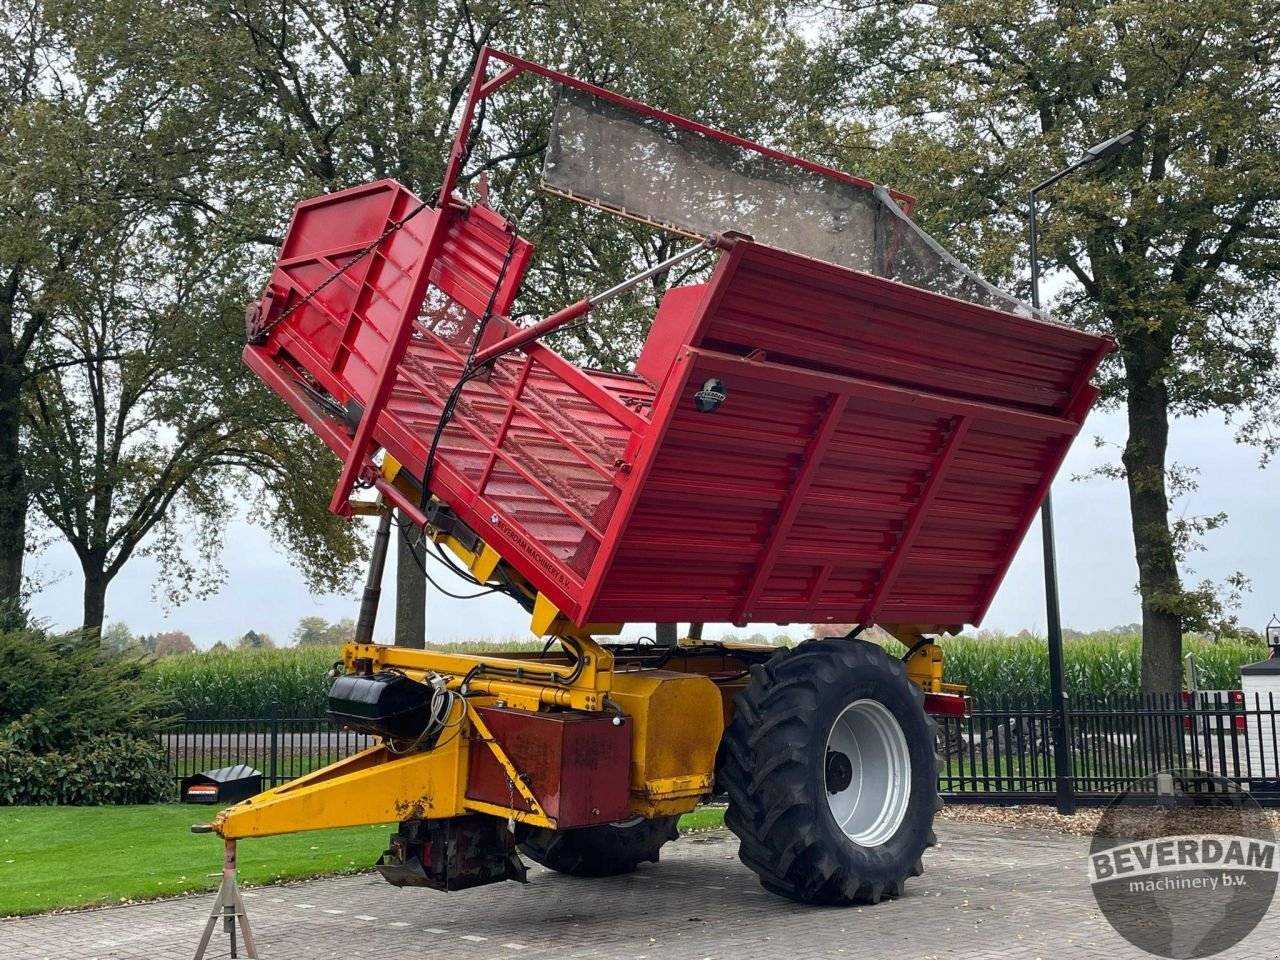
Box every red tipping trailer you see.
[243,48,1112,635]
[211,49,1120,918]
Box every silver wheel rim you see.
[823,698,912,847]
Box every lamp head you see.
[1083,129,1141,163]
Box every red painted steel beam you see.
[689,348,1085,436]
[327,219,449,515]
[478,63,525,99]
[471,298,592,367]
[861,416,972,624]
[437,48,494,206]
[731,394,850,624]
[578,353,695,616]
[526,344,649,434]
[242,347,354,462]
[326,51,506,514]
[970,383,1101,624]
[327,48,522,515]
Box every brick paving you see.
[1,821,1276,960]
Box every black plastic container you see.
[328,671,432,741]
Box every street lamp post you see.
[1028,128,1138,816]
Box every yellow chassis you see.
[213,636,726,839]
[211,460,957,843]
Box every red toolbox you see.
[465,706,632,828]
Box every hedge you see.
[0,734,170,805]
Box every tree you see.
[21,0,810,632]
[395,518,427,649]
[817,0,1280,695]
[38,0,814,630]
[0,2,87,608]
[292,616,332,647]
[236,630,275,651]
[99,621,137,655]
[328,617,356,645]
[0,2,368,633]
[292,616,355,647]
[21,195,363,631]
[152,630,196,657]
[0,626,173,804]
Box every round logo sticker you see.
[1089,769,1278,958]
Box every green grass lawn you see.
[675,806,725,832]
[0,805,392,916]
[0,804,727,916]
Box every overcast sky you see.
[26,402,1278,647]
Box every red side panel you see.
[263,181,435,407]
[692,243,1101,416]
[635,284,705,387]
[588,242,1110,628]
[432,203,533,319]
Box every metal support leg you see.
[193,840,258,960]
[355,508,394,645]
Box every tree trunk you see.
[1121,348,1183,697]
[82,567,108,637]
[0,362,25,610]
[395,510,426,648]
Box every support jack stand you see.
[192,837,258,959]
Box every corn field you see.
[145,639,550,719]
[146,633,1270,719]
[902,633,1266,702]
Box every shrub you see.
[0,629,173,752]
[0,628,175,805]
[0,734,170,805]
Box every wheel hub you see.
[823,698,912,848]
[825,749,853,793]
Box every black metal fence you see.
[937,691,1280,805]
[162,703,375,789]
[161,693,1280,805]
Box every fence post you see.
[1053,691,1076,814]
[269,701,279,788]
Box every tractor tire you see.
[517,816,680,877]
[718,638,941,905]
